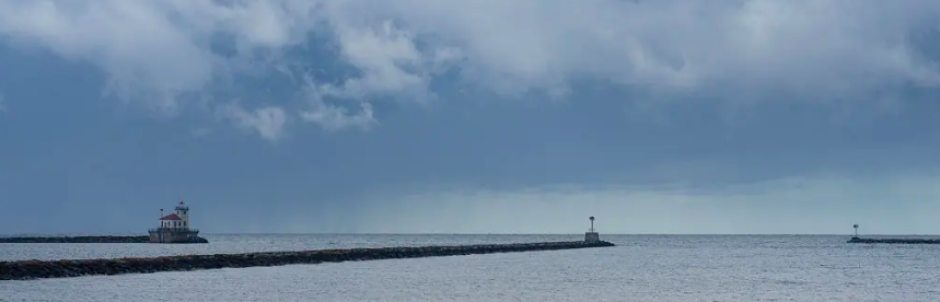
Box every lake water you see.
[2,234,939,301]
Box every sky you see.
[1,0,940,235]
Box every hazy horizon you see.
[2,0,940,235]
[4,232,935,236]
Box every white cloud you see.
[300,101,376,132]
[0,0,938,138]
[322,20,428,100]
[354,174,940,234]
[299,75,379,131]
[219,103,288,141]
[0,1,217,115]
[370,0,940,101]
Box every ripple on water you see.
[2,234,940,302]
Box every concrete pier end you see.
[584,232,600,243]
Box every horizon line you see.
[2,232,936,236]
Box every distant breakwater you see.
[0,236,208,244]
[847,237,940,244]
[0,240,614,281]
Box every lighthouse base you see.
[148,228,204,244]
[584,232,600,243]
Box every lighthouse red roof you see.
[159,213,182,221]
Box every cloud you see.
[353,173,940,234]
[0,1,218,114]
[393,0,940,103]
[0,0,938,139]
[317,20,436,101]
[218,103,288,141]
[300,100,377,132]
[298,75,379,131]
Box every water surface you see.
[2,234,938,301]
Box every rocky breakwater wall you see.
[1,240,615,281]
[0,235,208,244]
[847,237,940,244]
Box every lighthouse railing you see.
[148,228,199,233]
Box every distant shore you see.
[0,235,208,244]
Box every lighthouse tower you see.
[175,201,190,229]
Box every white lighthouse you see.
[149,201,200,243]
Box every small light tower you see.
[585,216,600,243]
[853,224,859,238]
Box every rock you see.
[0,235,209,244]
[847,237,940,244]
[0,240,615,281]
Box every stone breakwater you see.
[848,237,940,244]
[0,235,208,244]
[0,240,614,281]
